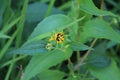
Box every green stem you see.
[77,51,80,61]
[0,28,18,59]
[74,38,97,71]
[58,1,71,10]
[5,55,15,80]
[75,0,81,62]
[63,49,76,78]
[16,0,29,46]
[45,0,55,17]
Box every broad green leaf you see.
[22,48,73,80]
[9,41,47,55]
[26,14,71,44]
[38,70,66,80]
[80,0,116,16]
[81,18,120,43]
[0,33,10,39]
[70,42,93,51]
[89,60,120,80]
[25,14,85,44]
[26,2,64,23]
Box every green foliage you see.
[27,14,71,43]
[87,42,111,68]
[81,18,120,43]
[23,48,72,80]
[80,0,116,16]
[0,0,6,26]
[0,33,10,39]
[89,60,120,80]
[38,70,66,80]
[70,42,93,51]
[0,0,120,80]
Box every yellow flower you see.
[49,32,64,44]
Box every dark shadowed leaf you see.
[89,60,120,80]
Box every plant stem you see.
[16,0,29,46]
[74,38,97,71]
[5,55,15,80]
[0,28,18,59]
[74,0,104,71]
[45,0,55,17]
[63,48,76,78]
[100,0,104,19]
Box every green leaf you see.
[9,41,47,55]
[0,0,6,26]
[0,33,10,39]
[22,47,73,80]
[80,0,116,16]
[87,42,111,68]
[89,60,120,80]
[1,17,21,33]
[70,42,93,51]
[107,41,117,48]
[26,14,71,44]
[25,14,85,45]
[81,18,120,43]
[87,56,111,68]
[38,70,66,80]
[26,2,64,22]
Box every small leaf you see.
[82,18,120,43]
[38,70,66,80]
[80,0,116,16]
[70,42,93,51]
[22,47,73,80]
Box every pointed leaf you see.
[25,14,71,44]
[22,48,73,80]
[9,41,47,55]
[0,33,10,39]
[80,0,116,16]
[82,18,120,43]
[70,42,93,51]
